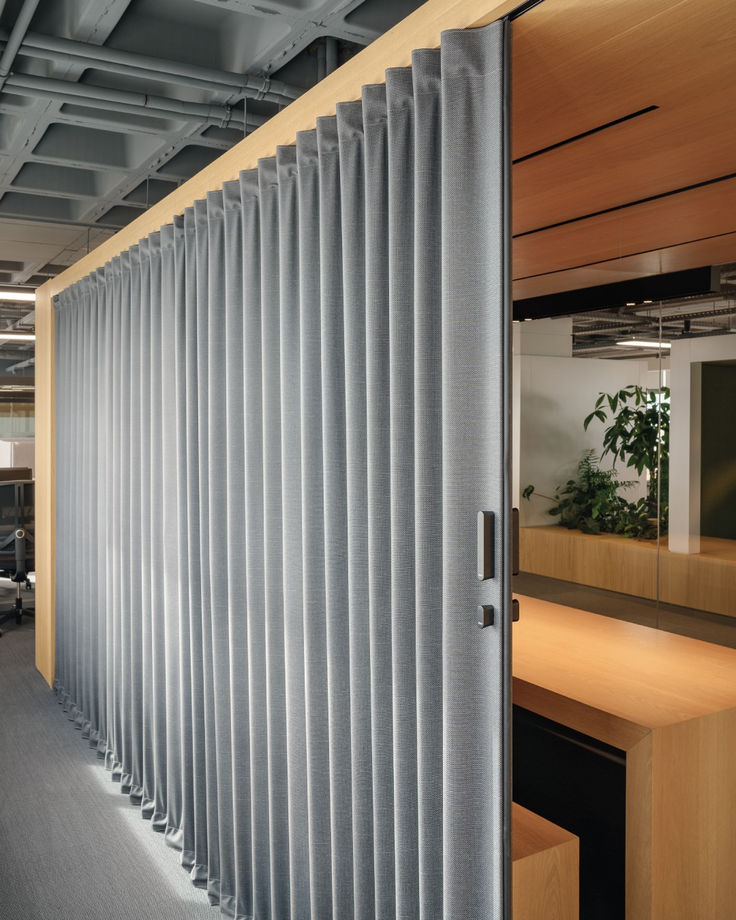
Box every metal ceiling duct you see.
[3,72,266,130]
[0,27,301,105]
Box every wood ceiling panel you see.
[513,97,735,235]
[511,0,736,296]
[513,179,736,280]
[512,232,736,300]
[512,0,734,157]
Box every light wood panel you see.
[520,526,736,618]
[660,537,736,617]
[514,98,735,235]
[519,525,657,603]
[514,179,736,280]
[514,595,736,918]
[513,232,736,300]
[512,804,579,920]
[34,286,54,686]
[512,0,735,156]
[511,0,736,295]
[513,596,736,731]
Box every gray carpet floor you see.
[0,620,216,920]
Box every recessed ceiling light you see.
[0,333,35,341]
[0,291,35,302]
[616,339,671,349]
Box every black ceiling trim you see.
[513,266,720,321]
[513,105,659,165]
[508,0,547,20]
[515,171,736,238]
[514,228,736,282]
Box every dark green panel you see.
[701,362,736,539]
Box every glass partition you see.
[513,286,736,647]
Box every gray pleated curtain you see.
[53,23,507,920]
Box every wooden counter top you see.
[512,594,736,919]
[513,595,736,745]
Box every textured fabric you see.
[53,23,507,920]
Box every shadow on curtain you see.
[53,22,508,920]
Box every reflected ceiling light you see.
[0,333,35,341]
[0,291,35,302]
[616,339,671,349]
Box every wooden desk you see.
[513,803,579,920]
[513,596,736,919]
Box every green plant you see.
[584,384,669,529]
[523,450,636,534]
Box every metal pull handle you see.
[477,511,494,580]
[511,507,519,576]
[512,599,520,622]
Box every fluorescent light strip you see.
[616,339,671,349]
[0,291,35,302]
[0,333,35,341]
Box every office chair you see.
[0,480,34,637]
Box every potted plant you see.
[523,384,670,539]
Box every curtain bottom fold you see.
[53,679,249,919]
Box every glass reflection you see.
[513,288,736,648]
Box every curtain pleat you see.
[53,22,507,920]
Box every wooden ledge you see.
[513,803,579,920]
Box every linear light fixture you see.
[616,339,672,349]
[0,333,35,341]
[0,291,35,302]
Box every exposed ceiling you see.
[0,0,424,291]
[2,0,736,377]
[0,0,425,385]
[571,266,736,359]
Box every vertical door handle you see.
[512,507,519,576]
[477,511,494,580]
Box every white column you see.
[668,343,701,554]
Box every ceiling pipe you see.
[325,37,339,76]
[0,0,40,90]
[3,73,270,129]
[0,27,301,104]
[1,94,263,135]
[5,357,34,375]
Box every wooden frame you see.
[32,0,519,684]
[33,0,736,683]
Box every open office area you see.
[0,0,734,917]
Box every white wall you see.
[669,333,736,553]
[0,438,35,474]
[515,353,650,526]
